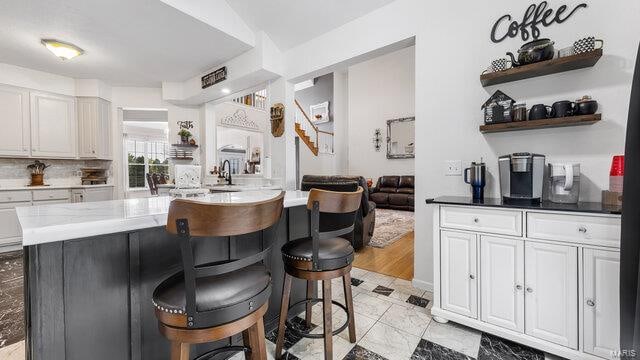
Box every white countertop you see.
[17,190,308,245]
[0,184,114,191]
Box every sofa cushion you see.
[379,187,398,193]
[389,193,409,206]
[399,176,414,188]
[408,195,414,206]
[397,188,414,194]
[379,176,399,188]
[370,192,389,204]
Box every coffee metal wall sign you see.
[491,1,587,43]
[201,66,227,89]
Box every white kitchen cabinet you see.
[0,85,30,157]
[480,235,524,333]
[441,230,477,319]
[72,187,114,203]
[78,97,112,159]
[0,202,30,246]
[30,92,76,158]
[524,241,578,349]
[583,249,620,358]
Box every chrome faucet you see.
[221,160,233,185]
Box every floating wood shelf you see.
[169,157,194,160]
[479,114,601,134]
[171,143,199,148]
[480,49,603,87]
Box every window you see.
[126,139,169,189]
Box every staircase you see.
[294,99,333,156]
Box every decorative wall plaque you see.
[270,103,285,137]
[220,109,259,130]
[490,1,587,43]
[201,66,227,89]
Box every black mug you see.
[550,100,575,118]
[529,104,551,120]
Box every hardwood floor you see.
[353,231,414,280]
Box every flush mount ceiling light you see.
[41,39,84,60]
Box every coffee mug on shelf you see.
[550,100,575,118]
[529,104,551,120]
[491,58,512,72]
[574,36,604,54]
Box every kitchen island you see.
[17,190,310,360]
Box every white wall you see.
[347,46,415,181]
[283,0,640,290]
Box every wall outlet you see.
[445,160,462,176]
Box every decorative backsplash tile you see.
[0,159,112,186]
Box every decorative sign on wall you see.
[201,66,227,89]
[270,103,285,138]
[221,109,259,130]
[490,1,587,43]
[176,121,194,130]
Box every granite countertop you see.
[0,184,115,191]
[17,190,308,245]
[426,196,622,215]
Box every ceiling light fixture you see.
[221,88,231,94]
[41,39,84,60]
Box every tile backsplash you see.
[0,159,112,187]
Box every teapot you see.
[506,38,555,67]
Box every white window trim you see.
[123,135,169,191]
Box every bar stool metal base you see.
[285,298,350,339]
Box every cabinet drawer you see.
[440,206,522,236]
[33,189,70,201]
[527,212,620,247]
[0,191,32,203]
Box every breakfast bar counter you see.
[17,190,310,360]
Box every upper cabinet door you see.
[480,235,524,333]
[525,241,578,349]
[0,85,30,157]
[441,230,478,319]
[30,92,77,158]
[77,97,97,158]
[583,249,620,358]
[97,98,112,159]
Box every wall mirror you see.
[387,117,415,159]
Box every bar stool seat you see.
[153,264,271,321]
[282,237,354,271]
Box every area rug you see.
[369,209,414,248]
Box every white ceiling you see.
[225,0,397,50]
[0,0,253,86]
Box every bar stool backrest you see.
[306,187,363,270]
[165,192,285,327]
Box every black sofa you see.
[370,175,415,211]
[300,175,376,250]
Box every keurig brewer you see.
[498,153,545,204]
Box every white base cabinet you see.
[441,231,477,319]
[433,205,621,360]
[583,249,620,358]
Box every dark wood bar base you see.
[25,205,310,360]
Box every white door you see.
[583,249,620,358]
[77,97,97,158]
[480,235,524,332]
[30,92,77,158]
[98,99,112,159]
[441,230,478,318]
[525,241,578,349]
[0,85,30,157]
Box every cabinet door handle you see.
[526,287,534,293]
[578,226,587,233]
[469,274,475,280]
[515,284,523,290]
[473,217,480,223]
[586,299,595,307]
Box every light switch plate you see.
[445,160,462,176]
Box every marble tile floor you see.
[0,259,567,360]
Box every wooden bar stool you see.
[154,192,285,360]
[275,187,363,360]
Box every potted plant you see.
[178,129,192,144]
[27,160,50,186]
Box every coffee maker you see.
[498,153,545,204]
